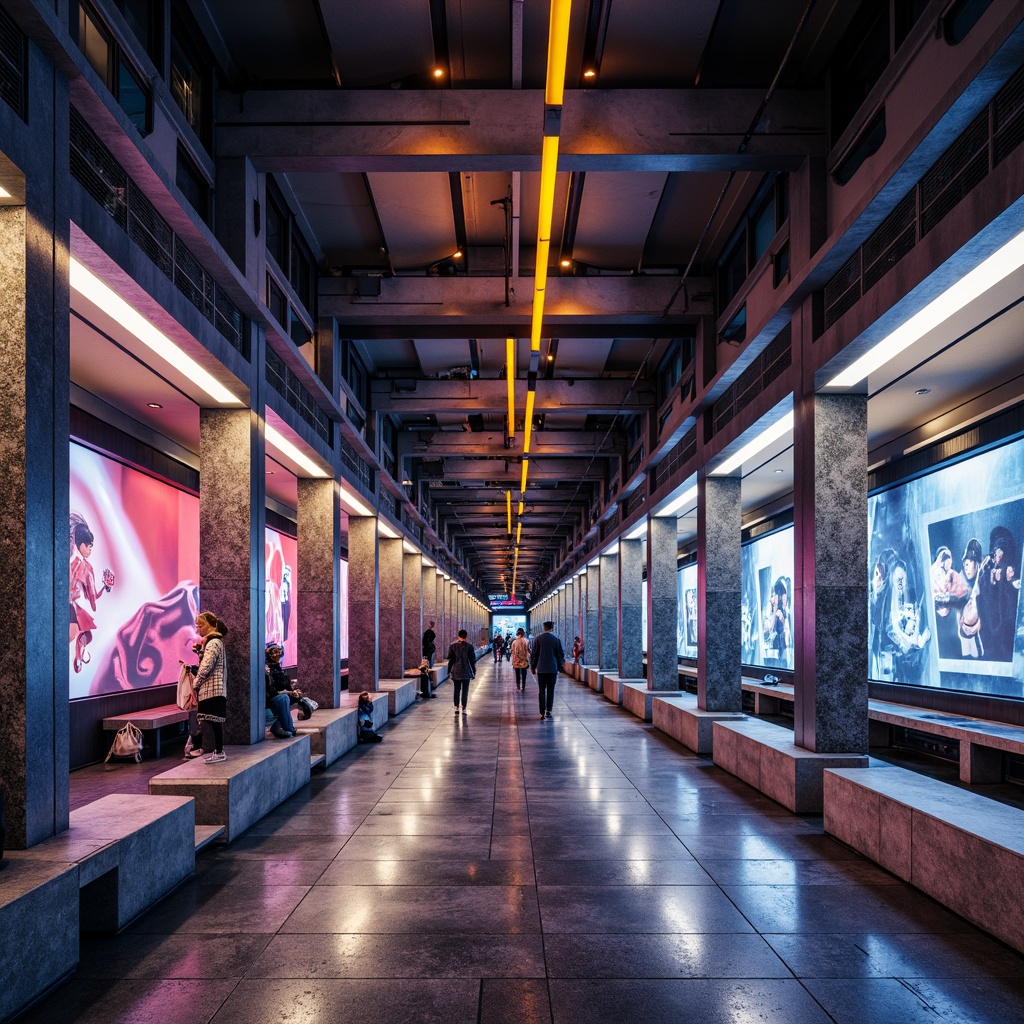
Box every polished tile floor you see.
[31,663,1024,1024]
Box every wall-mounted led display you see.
[868,436,1024,696]
[678,562,697,659]
[70,442,200,699]
[266,528,296,667]
[741,526,795,671]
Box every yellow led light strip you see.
[506,489,512,534]
[506,336,516,440]
[545,0,572,106]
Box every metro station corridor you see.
[23,662,1024,1024]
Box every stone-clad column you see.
[449,580,459,642]
[1,101,71,847]
[618,539,644,679]
[585,564,599,662]
[297,478,340,708]
[698,475,741,711]
[200,408,265,744]
[599,553,618,671]
[794,393,868,752]
[404,552,422,670]
[378,537,404,678]
[648,517,679,690]
[347,517,379,691]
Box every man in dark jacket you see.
[530,620,565,720]
[422,621,437,667]
[447,628,476,715]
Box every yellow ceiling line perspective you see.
[506,337,516,442]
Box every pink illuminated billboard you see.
[70,442,200,699]
[265,527,297,667]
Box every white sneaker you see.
[204,752,227,763]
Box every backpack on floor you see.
[105,722,144,763]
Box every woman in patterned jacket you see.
[191,611,229,763]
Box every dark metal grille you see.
[711,324,791,436]
[340,437,373,493]
[379,489,395,517]
[623,489,645,519]
[0,3,26,119]
[69,107,248,358]
[919,112,988,238]
[994,64,1024,167]
[822,61,1024,332]
[264,346,332,446]
[654,429,697,490]
[862,192,916,293]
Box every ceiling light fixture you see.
[147,402,163,409]
[711,411,794,477]
[265,423,329,477]
[70,258,240,405]
[560,258,571,268]
[453,249,463,259]
[0,186,11,198]
[506,337,516,442]
[339,483,372,518]
[433,67,444,78]
[915,387,931,395]
[625,520,647,541]
[826,225,1024,388]
[506,489,512,535]
[583,68,596,79]
[657,485,698,518]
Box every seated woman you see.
[265,642,297,738]
[357,692,383,743]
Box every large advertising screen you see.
[70,443,200,699]
[868,436,1024,696]
[678,562,698,659]
[740,526,795,671]
[266,527,297,667]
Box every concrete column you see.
[449,581,459,642]
[698,475,742,711]
[200,408,265,744]
[618,539,644,679]
[347,516,379,691]
[599,554,618,671]
[378,537,404,678]
[297,478,340,709]
[647,517,679,690]
[794,393,869,752]
[0,98,71,847]
[584,565,599,662]
[404,553,422,670]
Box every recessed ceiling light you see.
[266,470,275,475]
[560,258,571,268]
[147,402,163,409]
[915,388,931,395]
[433,67,444,78]
[583,69,596,79]
[774,468,784,474]
[453,249,463,259]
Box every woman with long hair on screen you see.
[69,513,115,672]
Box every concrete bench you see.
[0,859,79,1022]
[742,678,795,715]
[713,717,867,813]
[428,664,448,688]
[621,681,660,721]
[583,665,608,691]
[378,678,417,715]
[867,699,1024,784]
[652,692,746,755]
[824,764,1024,956]
[602,674,644,705]
[102,704,189,758]
[4,793,195,933]
[294,705,359,766]
[149,736,312,842]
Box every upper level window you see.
[717,174,788,309]
[170,9,210,144]
[113,0,159,64]
[72,1,150,135]
[265,177,317,321]
[176,144,210,224]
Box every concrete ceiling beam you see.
[372,378,653,415]
[216,88,824,171]
[399,430,624,457]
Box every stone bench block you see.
[378,678,416,715]
[584,667,610,691]
[0,860,79,1022]
[428,664,448,687]
[824,765,1024,955]
[150,736,312,842]
[713,718,867,813]
[602,675,644,705]
[295,706,359,764]
[653,696,744,755]
[621,682,656,721]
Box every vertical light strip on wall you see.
[506,489,513,534]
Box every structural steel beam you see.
[429,457,605,481]
[216,88,824,172]
[323,275,713,336]
[373,378,653,415]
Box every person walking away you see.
[530,620,565,720]
[422,620,437,668]
[510,628,530,691]
[448,628,477,714]
[493,630,503,663]
[190,611,228,762]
